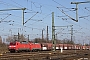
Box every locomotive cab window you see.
[10,42,16,45]
[21,41,28,44]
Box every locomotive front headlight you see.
[9,46,11,47]
[9,46,16,47]
[13,46,16,47]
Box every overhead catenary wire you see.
[57,7,77,22]
[0,0,90,43]
[24,12,39,25]
[0,0,54,29]
[52,0,90,32]
[0,14,11,21]
[0,0,21,8]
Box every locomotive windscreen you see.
[10,42,16,45]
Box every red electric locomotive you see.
[30,43,41,51]
[8,41,41,53]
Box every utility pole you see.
[52,12,56,51]
[70,25,73,43]
[28,35,29,42]
[55,34,57,40]
[71,1,90,22]
[18,32,20,41]
[9,29,12,41]
[42,29,44,41]
[18,28,20,41]
[22,8,26,26]
[47,26,49,42]
[76,4,78,22]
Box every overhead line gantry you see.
[0,8,26,25]
[71,1,90,22]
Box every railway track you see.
[0,50,90,60]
